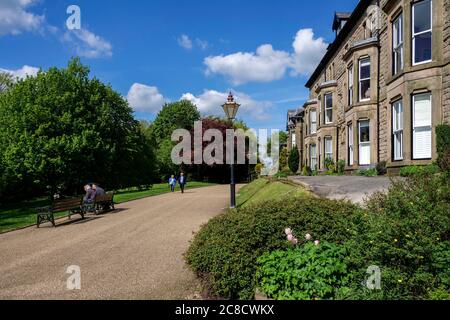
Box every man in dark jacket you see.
[179,173,187,194]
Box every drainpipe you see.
[376,0,381,164]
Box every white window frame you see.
[359,120,371,166]
[412,93,432,159]
[310,109,317,134]
[324,137,333,160]
[310,144,317,171]
[359,58,371,102]
[291,133,296,148]
[348,124,354,166]
[393,13,404,75]
[392,100,404,161]
[324,93,333,124]
[412,0,433,66]
[348,66,353,106]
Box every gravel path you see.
[0,185,231,300]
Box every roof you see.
[332,12,352,30]
[306,0,373,88]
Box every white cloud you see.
[177,34,193,50]
[63,29,113,59]
[291,28,328,76]
[127,83,166,114]
[181,90,272,121]
[195,38,209,50]
[204,28,328,85]
[0,0,44,36]
[204,44,291,85]
[0,65,39,79]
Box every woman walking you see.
[168,175,177,193]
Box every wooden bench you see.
[93,192,115,214]
[36,197,84,228]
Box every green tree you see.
[0,58,155,202]
[152,100,200,143]
[0,72,13,93]
[288,148,300,174]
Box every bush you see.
[186,197,358,299]
[324,157,335,172]
[376,161,387,176]
[436,125,450,173]
[337,160,346,175]
[399,164,440,177]
[288,149,300,174]
[301,166,312,176]
[343,173,450,299]
[358,168,378,177]
[256,242,351,300]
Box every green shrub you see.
[337,160,346,175]
[376,161,387,176]
[358,168,378,177]
[186,197,358,299]
[256,242,351,300]
[301,166,312,176]
[436,125,450,173]
[324,157,335,172]
[288,149,300,174]
[399,164,440,177]
[343,173,450,299]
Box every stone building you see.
[287,0,449,173]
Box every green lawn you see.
[237,178,309,208]
[0,181,215,233]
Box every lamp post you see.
[222,92,240,209]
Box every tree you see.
[152,100,200,143]
[288,148,300,174]
[0,72,13,93]
[0,58,155,202]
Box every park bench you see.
[93,192,115,214]
[36,197,84,228]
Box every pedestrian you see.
[169,175,177,193]
[179,173,187,194]
[83,184,96,204]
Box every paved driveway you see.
[289,176,393,204]
[0,185,232,300]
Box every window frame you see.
[324,93,333,124]
[310,109,317,134]
[348,123,354,166]
[310,144,318,171]
[324,137,333,161]
[412,92,432,160]
[392,99,404,161]
[358,120,371,166]
[348,65,353,106]
[412,0,433,66]
[359,58,371,102]
[392,12,404,75]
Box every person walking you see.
[169,175,177,193]
[179,173,187,194]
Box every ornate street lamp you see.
[222,92,240,208]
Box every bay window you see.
[393,13,404,74]
[310,144,317,171]
[359,58,371,102]
[412,93,432,159]
[324,137,333,161]
[392,100,404,161]
[412,0,432,65]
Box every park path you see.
[0,185,232,300]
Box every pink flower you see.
[285,228,292,236]
[287,234,294,242]
[291,238,299,245]
[314,240,320,246]
[305,233,312,241]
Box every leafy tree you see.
[152,100,200,143]
[288,148,300,174]
[0,72,13,93]
[0,58,155,202]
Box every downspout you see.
[376,0,381,164]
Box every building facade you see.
[287,0,449,173]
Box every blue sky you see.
[0,0,359,130]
